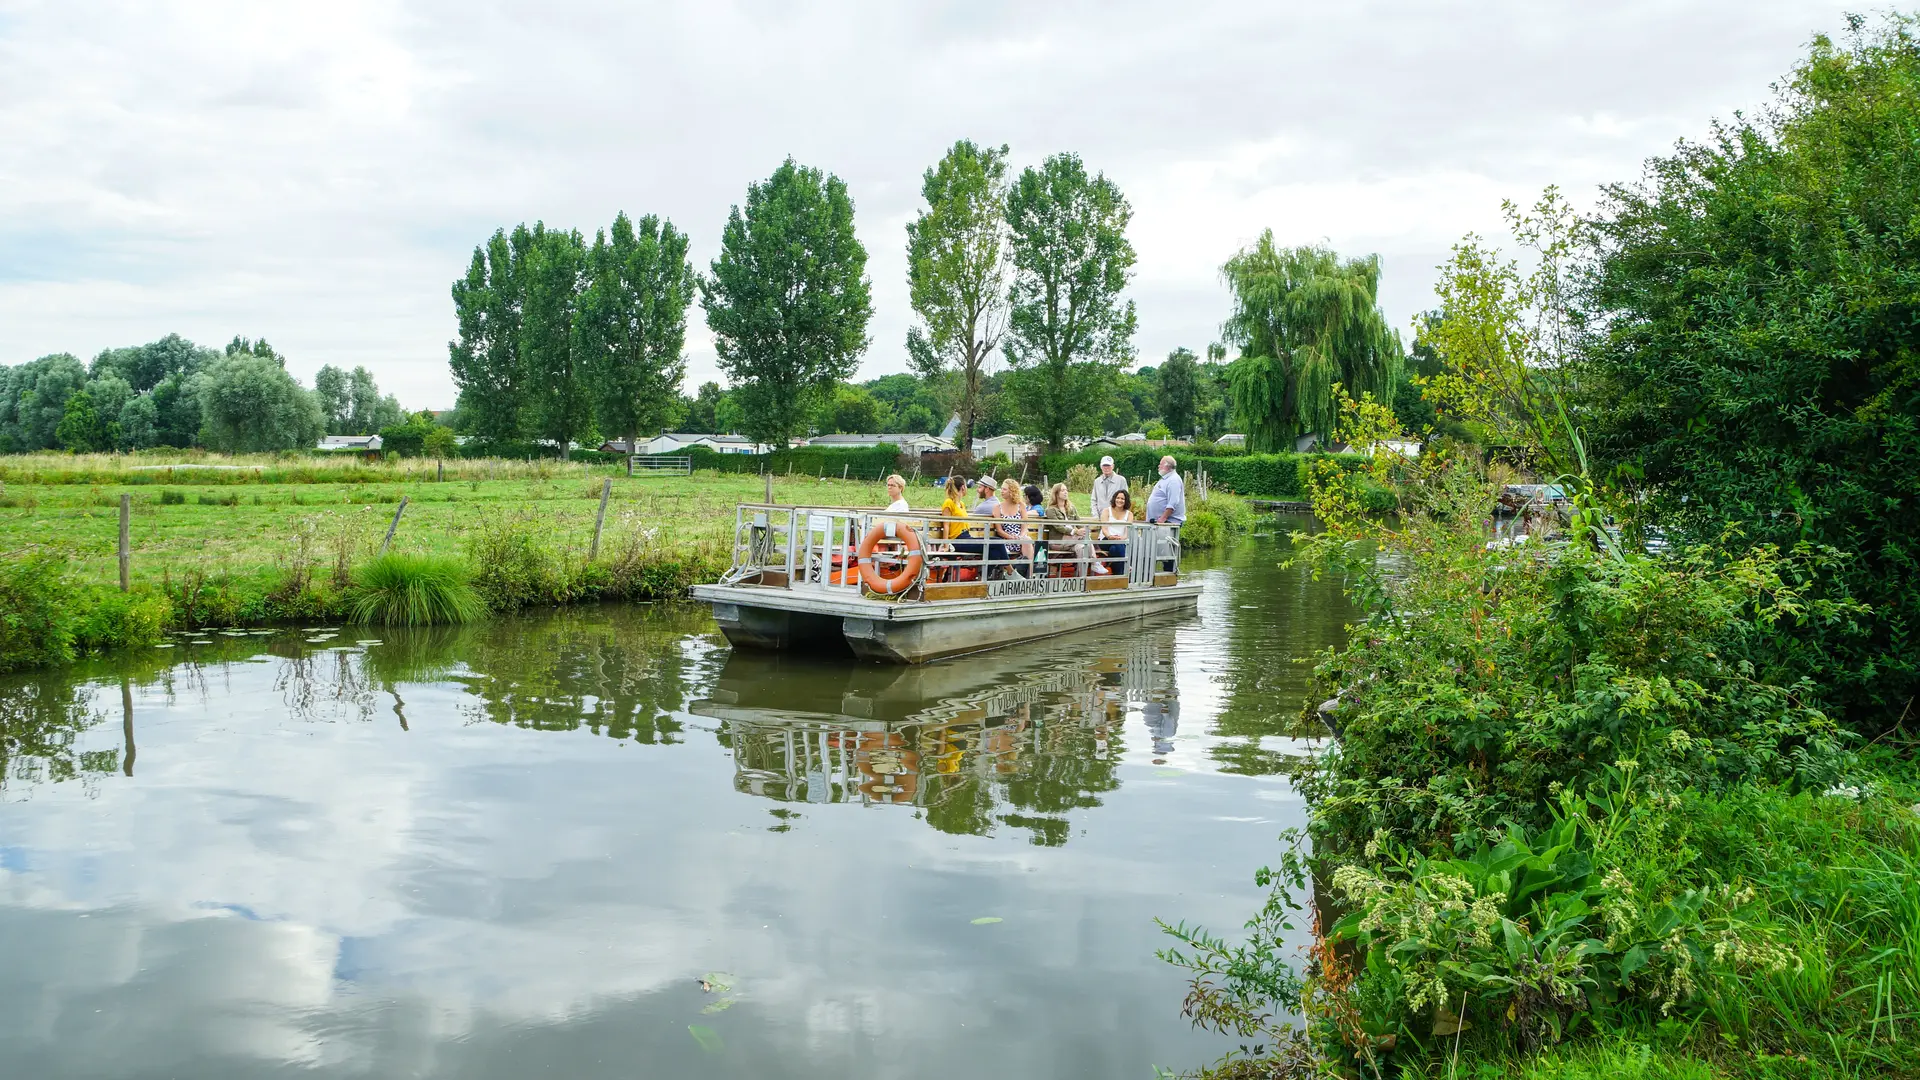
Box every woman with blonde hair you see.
[882,473,909,513]
[991,476,1033,579]
[1044,482,1090,575]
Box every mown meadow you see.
[0,450,1252,674]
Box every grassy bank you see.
[0,453,1256,673]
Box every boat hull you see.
[690,582,1203,664]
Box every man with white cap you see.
[1089,455,1128,518]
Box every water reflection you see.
[0,531,1350,1080]
[700,621,1181,845]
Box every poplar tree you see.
[579,212,696,450]
[1003,153,1137,453]
[448,226,531,442]
[701,158,872,448]
[519,225,591,455]
[905,140,1010,456]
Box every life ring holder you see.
[856,521,924,595]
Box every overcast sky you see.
[0,0,1858,408]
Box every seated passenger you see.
[882,473,910,513]
[991,477,1033,579]
[1096,488,1134,575]
[1044,482,1091,575]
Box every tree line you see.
[446,144,1417,454]
[0,333,423,454]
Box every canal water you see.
[0,521,1351,1079]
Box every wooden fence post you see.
[590,477,612,561]
[436,459,444,482]
[118,493,131,592]
[380,496,409,556]
[764,471,773,503]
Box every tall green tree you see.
[314,364,351,433]
[117,394,159,450]
[579,212,696,450]
[1002,152,1138,452]
[148,371,202,448]
[1581,16,1920,726]
[195,347,324,452]
[816,384,888,434]
[520,225,591,454]
[0,353,87,451]
[54,388,103,451]
[683,381,726,434]
[701,158,873,448]
[449,226,532,442]
[1158,347,1199,437]
[1221,235,1401,451]
[90,333,213,392]
[906,140,1011,457]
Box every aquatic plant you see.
[347,553,485,626]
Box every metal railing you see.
[721,504,1181,597]
[627,455,692,476]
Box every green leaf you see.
[688,1025,724,1053]
[970,916,1003,925]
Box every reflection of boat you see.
[692,621,1183,817]
[690,504,1203,663]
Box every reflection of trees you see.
[451,606,715,744]
[0,671,108,795]
[1208,523,1353,771]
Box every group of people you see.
[886,454,1187,581]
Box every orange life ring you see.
[856,521,924,595]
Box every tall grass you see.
[347,554,485,626]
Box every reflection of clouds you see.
[0,582,1326,1076]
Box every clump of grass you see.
[347,553,485,626]
[158,489,185,505]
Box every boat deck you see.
[692,503,1198,663]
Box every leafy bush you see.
[347,553,485,625]
[1180,510,1222,549]
[1299,502,1852,852]
[72,590,171,652]
[1580,19,1920,729]
[1064,463,1097,493]
[467,513,565,611]
[158,488,185,505]
[0,553,79,673]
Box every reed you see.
[346,553,485,626]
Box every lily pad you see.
[688,1024,724,1053]
[700,997,736,1015]
[970,916,1003,925]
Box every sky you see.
[0,0,1862,409]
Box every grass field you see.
[0,453,925,591]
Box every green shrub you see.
[0,553,79,673]
[73,591,172,652]
[158,489,185,505]
[1180,509,1222,549]
[468,514,565,611]
[347,553,485,625]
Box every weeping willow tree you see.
[1221,234,1401,451]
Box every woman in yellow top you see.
[937,475,968,540]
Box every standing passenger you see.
[1145,455,1187,574]
[1089,455,1128,519]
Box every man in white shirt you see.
[1089,455,1128,518]
[1145,456,1186,525]
[1144,456,1187,575]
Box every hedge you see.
[685,444,903,480]
[1037,447,1373,500]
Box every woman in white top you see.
[1096,488,1133,575]
[882,473,910,513]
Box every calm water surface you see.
[0,521,1350,1079]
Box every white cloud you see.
[0,0,1859,405]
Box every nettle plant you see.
[1293,396,1858,852]
[1326,778,1799,1058]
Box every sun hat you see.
[1100,455,1115,467]
[975,475,997,490]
